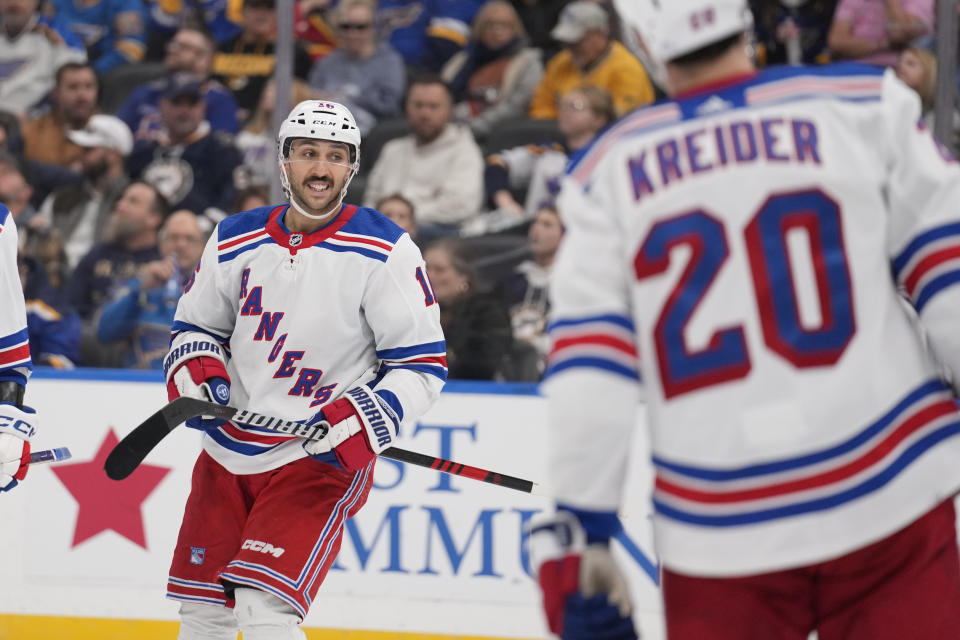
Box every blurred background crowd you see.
[0,0,956,381]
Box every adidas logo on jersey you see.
[696,96,733,115]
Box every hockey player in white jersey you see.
[163,100,446,639]
[0,203,38,493]
[527,1,960,638]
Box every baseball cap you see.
[161,73,205,101]
[67,114,134,155]
[550,2,609,44]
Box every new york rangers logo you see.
[190,547,205,565]
[289,233,303,247]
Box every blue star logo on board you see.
[289,233,303,247]
[190,547,205,565]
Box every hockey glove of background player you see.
[0,403,38,492]
[164,335,231,431]
[526,508,638,640]
[302,386,399,473]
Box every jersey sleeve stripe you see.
[892,223,960,309]
[330,231,394,252]
[218,228,269,251]
[376,341,447,360]
[544,314,639,381]
[380,362,448,382]
[0,328,29,350]
[170,321,231,344]
[318,243,388,262]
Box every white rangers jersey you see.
[544,64,960,577]
[169,203,446,475]
[0,204,31,386]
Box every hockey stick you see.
[30,447,72,465]
[103,397,545,495]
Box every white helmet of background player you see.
[277,100,361,219]
[615,0,753,80]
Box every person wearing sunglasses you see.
[306,0,406,134]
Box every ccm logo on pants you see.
[241,539,285,557]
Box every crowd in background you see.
[0,0,952,381]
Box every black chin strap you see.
[0,381,24,408]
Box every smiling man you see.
[161,100,447,640]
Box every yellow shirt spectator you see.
[529,41,654,119]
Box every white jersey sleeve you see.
[362,233,446,430]
[168,224,237,361]
[541,170,642,529]
[884,72,960,387]
[0,206,31,386]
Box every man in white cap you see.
[37,113,134,269]
[527,0,960,639]
[528,0,654,119]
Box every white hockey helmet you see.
[277,100,361,218]
[615,0,753,64]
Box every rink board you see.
[0,370,665,640]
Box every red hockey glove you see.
[302,386,399,472]
[164,338,231,431]
[526,509,637,640]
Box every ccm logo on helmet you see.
[241,539,286,558]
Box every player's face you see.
[284,139,353,215]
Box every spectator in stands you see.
[232,185,270,213]
[0,152,40,228]
[0,110,81,207]
[0,0,86,117]
[37,114,133,269]
[213,0,313,122]
[21,225,69,289]
[144,0,242,60]
[48,0,146,72]
[510,0,570,62]
[308,0,405,134]
[827,0,933,67]
[424,237,512,380]
[528,1,653,119]
[97,209,206,368]
[118,26,240,141]
[22,61,97,169]
[495,203,561,381]
[486,85,613,222]
[18,252,81,368]
[375,193,417,240]
[442,0,543,140]
[127,73,243,218]
[895,46,959,148]
[235,78,315,190]
[364,76,484,240]
[378,0,484,72]
[751,0,838,66]
[67,180,167,366]
[295,0,337,62]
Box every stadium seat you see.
[98,63,167,114]
[359,118,410,174]
[482,118,563,157]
